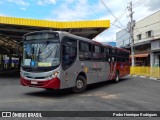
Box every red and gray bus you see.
[20,31,130,93]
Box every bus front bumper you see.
[20,76,60,89]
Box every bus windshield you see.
[22,41,60,67]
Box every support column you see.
[8,50,12,69]
[150,52,154,67]
[155,54,159,67]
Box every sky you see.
[0,0,160,42]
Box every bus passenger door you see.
[61,37,77,88]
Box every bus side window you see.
[122,52,125,62]
[93,45,103,61]
[126,52,129,62]
[106,48,109,55]
[112,49,115,55]
[102,47,105,61]
[109,48,111,55]
[104,48,109,62]
[117,56,122,62]
[62,37,77,70]
[79,41,92,61]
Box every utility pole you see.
[128,1,135,66]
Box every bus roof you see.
[24,30,129,53]
[60,31,129,53]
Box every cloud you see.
[145,0,160,11]
[93,0,130,42]
[96,0,160,42]
[44,0,130,42]
[95,26,121,42]
[7,0,29,6]
[46,0,107,21]
[38,0,56,6]
[65,0,75,4]
[0,1,3,4]
[20,7,26,11]
[133,1,160,22]
[95,32,116,42]
[0,0,158,44]
[0,13,4,16]
[46,2,87,20]
[0,12,7,16]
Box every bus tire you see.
[72,75,87,93]
[114,71,120,83]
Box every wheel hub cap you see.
[76,80,83,89]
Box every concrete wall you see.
[116,29,130,47]
[134,10,160,43]
[116,10,160,47]
[151,40,160,51]
[151,39,160,67]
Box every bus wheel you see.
[114,71,120,83]
[72,75,87,93]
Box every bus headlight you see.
[53,71,59,77]
[46,75,54,80]
[45,71,59,80]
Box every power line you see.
[99,0,126,30]
[133,0,142,6]
[133,0,145,8]
[133,0,141,4]
[112,8,127,25]
[95,6,129,40]
[116,32,130,40]
[110,23,127,31]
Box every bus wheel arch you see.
[72,72,87,93]
[78,72,87,80]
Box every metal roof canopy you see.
[0,16,110,42]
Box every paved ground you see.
[0,71,160,120]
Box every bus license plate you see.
[31,81,37,85]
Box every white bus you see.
[20,31,130,93]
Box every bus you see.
[20,31,130,93]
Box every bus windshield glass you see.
[22,41,60,67]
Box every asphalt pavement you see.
[0,71,160,120]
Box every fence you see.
[130,66,160,79]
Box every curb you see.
[140,76,147,78]
[132,75,138,77]
[149,77,158,80]
[130,75,160,81]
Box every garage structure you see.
[0,16,110,71]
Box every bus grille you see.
[26,76,46,79]
[24,80,48,87]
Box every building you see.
[134,10,160,67]
[116,10,160,66]
[116,29,130,47]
